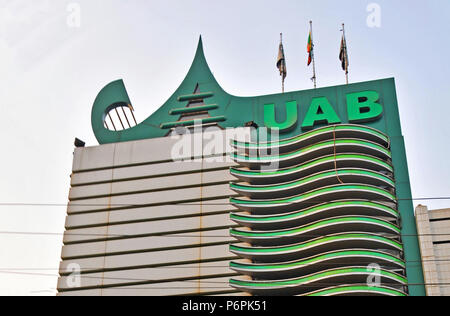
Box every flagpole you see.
[280,33,285,93]
[342,23,349,85]
[310,21,317,89]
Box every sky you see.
[0,0,449,295]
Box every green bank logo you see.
[264,91,383,133]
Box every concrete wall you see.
[416,205,450,296]
[57,128,251,296]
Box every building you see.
[57,37,425,296]
[416,205,450,296]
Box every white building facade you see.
[416,205,450,296]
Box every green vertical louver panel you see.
[229,124,411,296]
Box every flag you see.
[339,34,349,74]
[277,39,287,80]
[307,31,313,66]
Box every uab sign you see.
[264,90,383,132]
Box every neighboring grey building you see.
[416,205,450,296]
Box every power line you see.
[1,231,450,239]
[4,265,450,294]
[5,271,450,293]
[4,258,450,271]
[0,265,430,282]
[0,196,449,208]
[0,270,236,284]
[2,259,450,275]
[4,269,450,289]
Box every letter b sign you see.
[347,91,383,123]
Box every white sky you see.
[0,0,449,295]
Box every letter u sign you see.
[264,101,298,132]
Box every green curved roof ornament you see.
[91,36,240,144]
